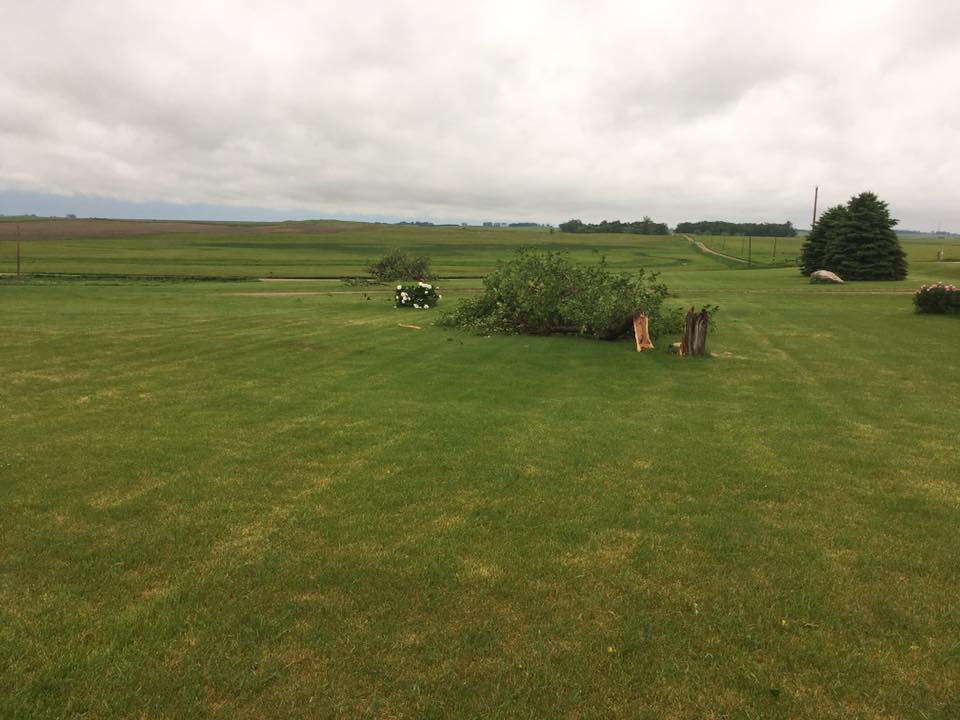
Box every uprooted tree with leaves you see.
[438,248,683,340]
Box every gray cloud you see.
[1,0,958,229]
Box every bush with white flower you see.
[914,282,960,314]
[395,281,441,309]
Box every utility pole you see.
[748,235,752,267]
[811,185,819,228]
[16,224,21,276]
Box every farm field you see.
[3,218,958,282]
[0,219,707,278]
[2,227,960,718]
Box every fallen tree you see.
[437,249,682,340]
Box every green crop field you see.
[0,219,738,278]
[2,224,959,718]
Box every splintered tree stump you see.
[679,307,710,357]
[632,312,654,352]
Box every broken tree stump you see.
[679,307,710,357]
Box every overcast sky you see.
[1,0,958,229]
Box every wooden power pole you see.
[16,224,21,276]
[811,185,819,228]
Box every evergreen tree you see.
[822,192,907,280]
[800,204,847,275]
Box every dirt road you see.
[683,234,751,265]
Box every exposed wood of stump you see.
[679,307,710,357]
[632,312,654,352]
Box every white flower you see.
[397,285,402,290]
[438,294,443,299]
[423,304,429,309]
[425,284,432,289]
[413,303,420,308]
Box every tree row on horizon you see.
[674,220,797,237]
[559,218,798,237]
[559,217,670,235]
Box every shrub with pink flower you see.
[914,282,960,314]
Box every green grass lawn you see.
[2,231,959,718]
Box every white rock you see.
[810,270,844,284]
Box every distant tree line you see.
[559,217,669,235]
[675,221,796,237]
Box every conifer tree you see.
[822,192,907,280]
[800,204,847,276]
